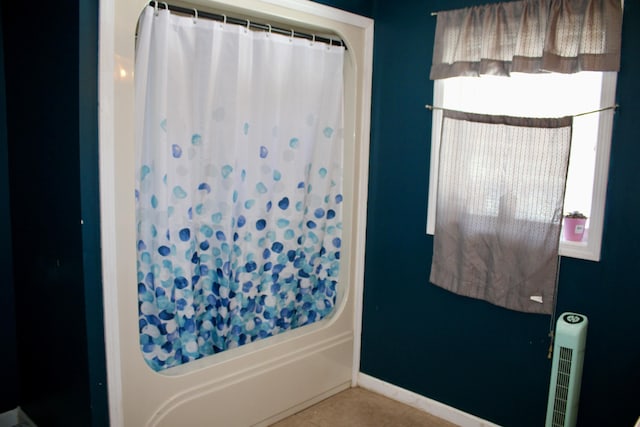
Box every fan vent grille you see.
[551,346,573,427]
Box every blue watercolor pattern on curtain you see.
[134,7,345,371]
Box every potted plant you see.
[563,211,587,242]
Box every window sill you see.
[559,225,601,261]
[559,238,599,262]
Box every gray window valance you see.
[430,0,623,79]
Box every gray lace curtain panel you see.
[430,111,573,314]
[430,0,623,79]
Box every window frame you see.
[426,72,618,262]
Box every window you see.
[427,71,617,261]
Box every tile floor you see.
[270,387,458,427]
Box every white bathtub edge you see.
[0,407,38,427]
[0,408,18,427]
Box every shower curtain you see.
[135,6,345,371]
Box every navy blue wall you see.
[0,2,19,414]
[356,1,640,427]
[79,0,109,423]
[1,1,106,425]
[3,2,89,425]
[311,0,372,17]
[316,0,640,425]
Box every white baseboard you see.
[357,373,501,427]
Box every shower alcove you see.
[99,0,373,425]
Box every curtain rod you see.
[149,1,346,49]
[430,0,624,16]
[425,104,619,117]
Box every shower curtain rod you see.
[149,1,346,48]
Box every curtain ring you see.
[328,38,332,49]
[161,2,168,11]
[246,19,251,32]
[222,15,227,24]
[312,34,316,45]
[290,29,294,41]
[192,8,198,23]
[153,0,159,15]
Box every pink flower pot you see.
[563,217,587,242]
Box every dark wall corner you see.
[0,1,19,414]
